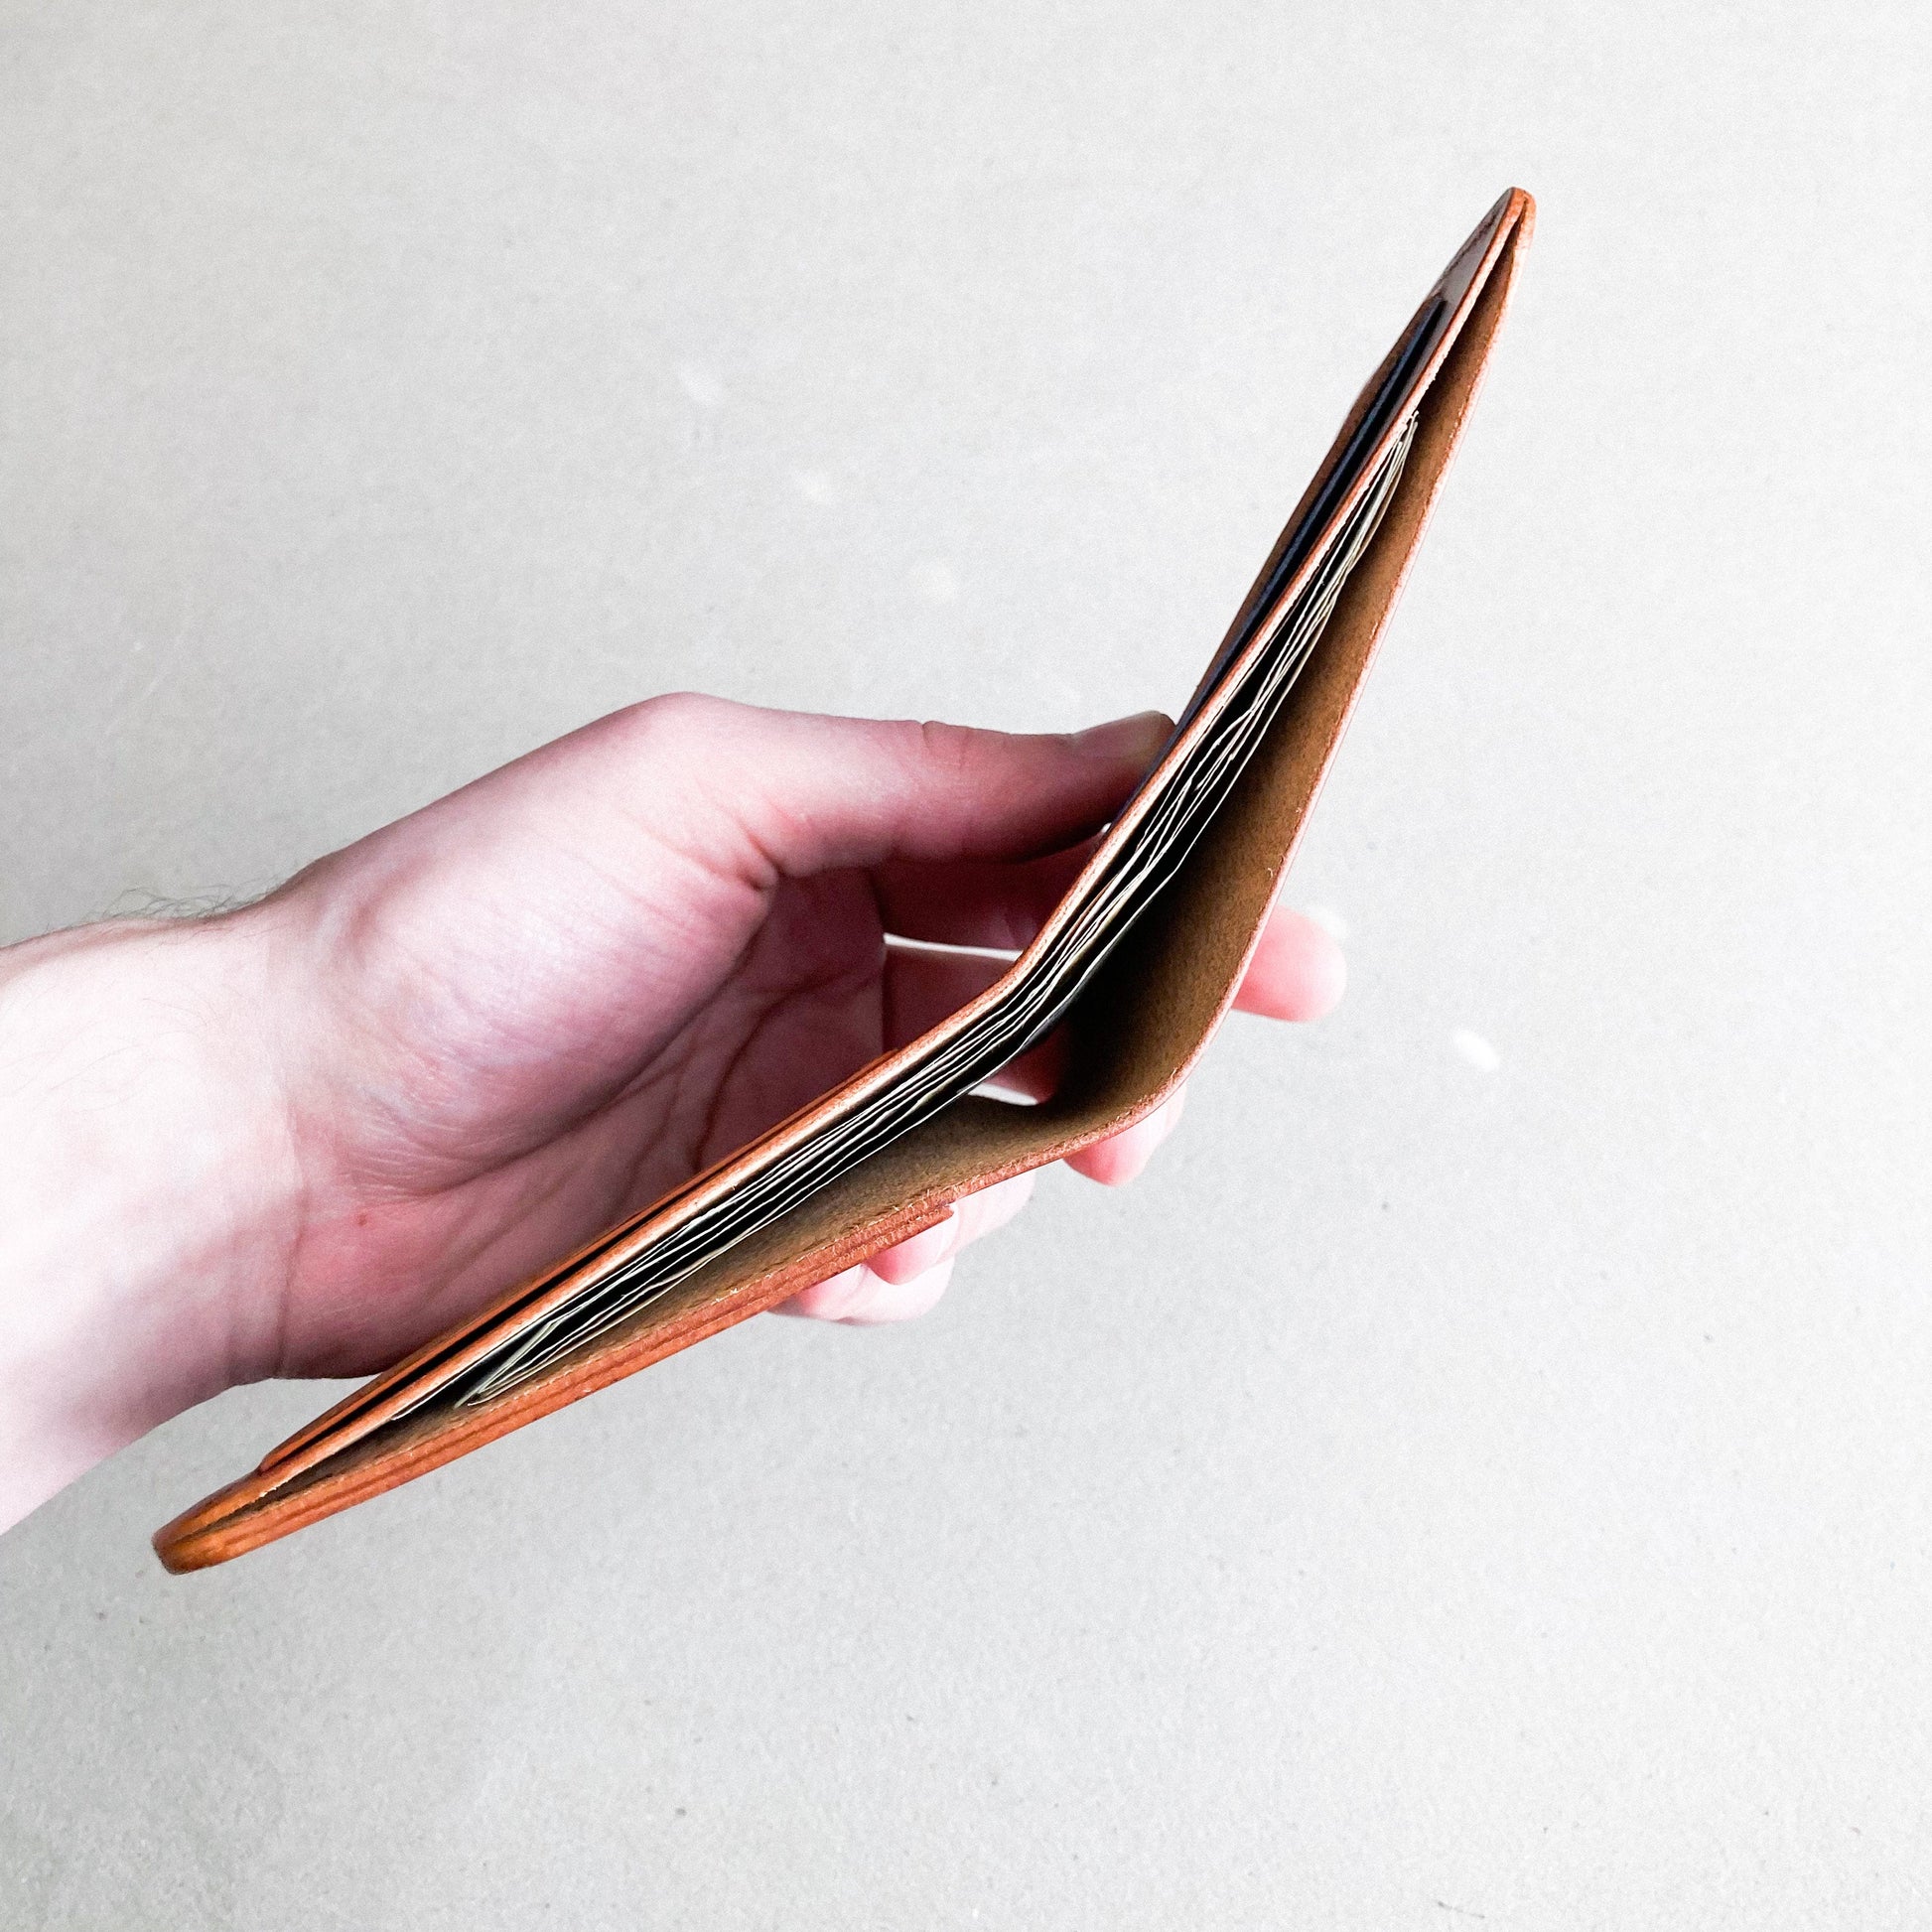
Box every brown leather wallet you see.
[155,188,1534,1573]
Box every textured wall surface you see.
[3,4,1929,1926]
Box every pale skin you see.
[0,696,1345,1534]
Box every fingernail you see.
[1072,711,1173,761]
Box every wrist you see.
[0,910,302,1527]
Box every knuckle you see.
[911,717,989,785]
[612,690,736,756]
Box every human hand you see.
[0,696,1343,1527]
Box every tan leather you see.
[154,189,1534,1573]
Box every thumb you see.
[636,695,1173,883]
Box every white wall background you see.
[2,3,1928,1925]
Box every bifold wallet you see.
[156,187,1534,1572]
